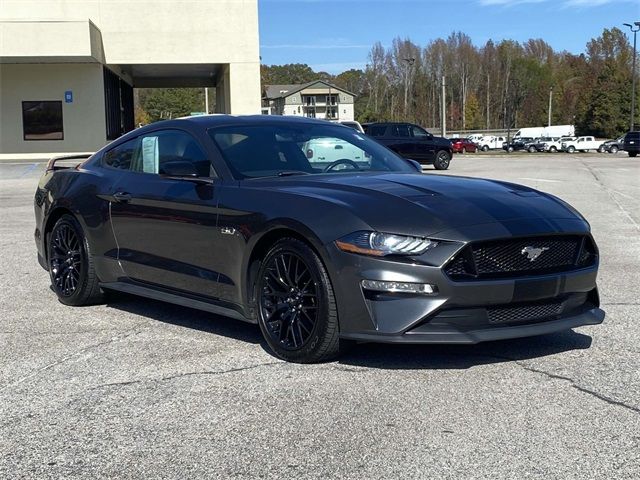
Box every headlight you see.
[335,231,438,256]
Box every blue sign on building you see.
[64,91,73,103]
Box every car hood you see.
[253,172,586,237]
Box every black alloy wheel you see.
[257,238,340,362]
[434,150,451,170]
[48,215,103,305]
[50,222,82,297]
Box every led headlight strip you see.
[335,231,438,257]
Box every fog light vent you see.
[361,280,437,295]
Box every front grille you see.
[444,235,596,280]
[487,302,562,324]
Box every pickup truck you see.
[561,136,603,153]
[366,122,453,169]
[543,137,575,153]
[477,135,506,151]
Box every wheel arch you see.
[243,224,333,321]
[42,207,78,263]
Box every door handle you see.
[112,191,132,203]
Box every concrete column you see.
[227,62,261,114]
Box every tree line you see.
[136,27,638,139]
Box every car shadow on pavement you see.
[104,292,264,345]
[102,292,593,369]
[338,330,593,370]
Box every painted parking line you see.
[19,163,40,178]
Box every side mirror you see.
[161,160,199,177]
[406,159,422,172]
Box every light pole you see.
[402,57,415,118]
[548,86,553,127]
[623,22,640,131]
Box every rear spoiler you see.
[46,153,94,171]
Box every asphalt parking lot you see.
[1,152,639,479]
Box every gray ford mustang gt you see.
[34,115,604,362]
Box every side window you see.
[411,126,428,138]
[130,130,210,177]
[103,138,139,170]
[391,125,411,137]
[368,125,386,137]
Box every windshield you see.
[208,124,414,179]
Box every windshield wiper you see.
[276,170,312,177]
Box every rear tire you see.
[629,152,638,157]
[482,145,489,152]
[434,150,451,170]
[528,146,536,153]
[256,238,340,363]
[47,214,104,306]
[507,146,514,153]
[567,146,575,153]
[598,146,605,153]
[549,146,557,153]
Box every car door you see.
[386,124,414,159]
[107,128,224,299]
[409,125,435,162]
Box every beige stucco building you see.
[0,0,261,154]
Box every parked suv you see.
[366,122,453,169]
[502,137,534,152]
[529,137,557,153]
[623,131,639,157]
[598,136,624,154]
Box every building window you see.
[22,101,63,141]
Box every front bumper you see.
[324,224,604,344]
[340,307,604,344]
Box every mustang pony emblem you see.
[521,246,550,262]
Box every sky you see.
[258,0,640,74]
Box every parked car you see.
[561,136,603,153]
[598,136,624,154]
[477,135,506,151]
[339,120,364,133]
[528,137,557,153]
[366,122,453,169]
[543,136,576,153]
[623,131,639,157]
[34,115,604,363]
[450,138,478,154]
[502,137,534,153]
[466,133,484,144]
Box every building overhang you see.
[118,64,223,88]
[0,20,104,63]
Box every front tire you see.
[434,150,451,170]
[256,238,340,363]
[481,145,489,152]
[630,152,638,157]
[567,146,575,153]
[610,146,618,154]
[47,214,103,306]
[598,146,605,153]
[528,146,536,153]
[549,146,557,153]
